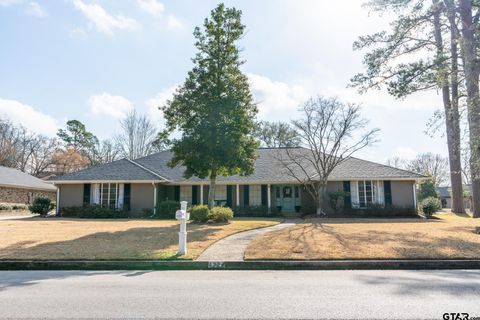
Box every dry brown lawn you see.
[0,218,281,260]
[245,212,480,260]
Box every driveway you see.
[197,218,301,261]
[0,270,479,319]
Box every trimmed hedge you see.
[209,206,233,223]
[0,203,29,211]
[420,197,441,218]
[232,205,279,217]
[61,205,129,219]
[29,197,53,216]
[189,205,210,223]
[154,200,181,219]
[343,204,417,217]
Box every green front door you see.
[275,185,300,212]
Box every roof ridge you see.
[126,158,170,181]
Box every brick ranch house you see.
[0,166,57,204]
[49,148,425,216]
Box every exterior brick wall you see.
[0,186,56,204]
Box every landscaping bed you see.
[245,212,480,260]
[0,218,281,260]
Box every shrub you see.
[0,203,12,211]
[61,205,128,219]
[232,205,279,217]
[189,205,210,223]
[209,206,233,223]
[12,203,28,210]
[420,197,441,218]
[328,190,349,214]
[343,204,417,217]
[29,197,52,216]
[155,200,180,219]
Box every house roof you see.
[0,166,57,191]
[437,185,472,198]
[48,158,165,182]
[49,147,425,184]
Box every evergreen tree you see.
[162,3,258,208]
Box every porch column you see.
[236,184,240,206]
[267,184,271,213]
[55,186,60,216]
[413,181,417,212]
[200,184,204,205]
[153,183,157,215]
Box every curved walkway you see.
[197,219,301,261]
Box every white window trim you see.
[351,180,384,209]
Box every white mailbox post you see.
[175,201,189,255]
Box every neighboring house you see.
[49,148,425,216]
[437,185,472,210]
[0,166,57,204]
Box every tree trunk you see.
[443,0,466,213]
[316,182,327,215]
[459,0,480,217]
[208,171,217,209]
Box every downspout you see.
[152,181,158,217]
[413,180,418,213]
[55,185,60,216]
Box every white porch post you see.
[267,184,271,213]
[413,181,417,212]
[153,182,157,215]
[200,184,204,205]
[236,184,240,207]
[55,186,60,216]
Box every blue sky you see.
[0,0,447,162]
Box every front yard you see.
[0,218,281,260]
[245,212,480,260]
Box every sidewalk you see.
[197,219,301,261]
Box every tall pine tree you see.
[162,3,258,208]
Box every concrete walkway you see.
[197,219,301,261]
[0,214,36,221]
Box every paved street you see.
[0,270,479,319]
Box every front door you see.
[282,185,294,212]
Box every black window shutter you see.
[83,184,91,205]
[384,181,392,205]
[343,181,351,208]
[261,185,268,206]
[123,184,131,210]
[243,185,249,206]
[192,186,198,205]
[226,185,232,207]
[174,186,180,201]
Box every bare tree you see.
[405,153,449,186]
[253,121,300,148]
[116,110,158,160]
[385,157,407,169]
[276,97,379,215]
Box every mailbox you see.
[176,201,188,255]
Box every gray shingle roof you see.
[50,148,425,183]
[49,159,163,182]
[0,166,57,191]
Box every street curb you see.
[1,259,480,270]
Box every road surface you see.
[0,270,479,319]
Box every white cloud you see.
[166,14,183,29]
[136,0,164,17]
[0,99,59,136]
[247,73,309,121]
[89,92,133,119]
[72,0,139,35]
[25,1,46,17]
[146,86,176,123]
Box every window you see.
[100,183,119,209]
[180,186,192,203]
[215,185,227,201]
[358,180,377,208]
[249,185,262,206]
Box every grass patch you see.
[245,212,480,260]
[0,217,281,260]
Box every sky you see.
[0,0,448,163]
